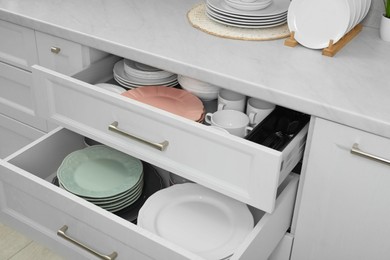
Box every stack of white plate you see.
[138,183,254,260]
[57,145,144,213]
[206,0,290,29]
[225,0,273,11]
[113,59,178,89]
[287,0,371,49]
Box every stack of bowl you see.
[178,75,220,101]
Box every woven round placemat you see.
[187,3,290,41]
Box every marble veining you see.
[0,0,389,138]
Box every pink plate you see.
[122,86,204,121]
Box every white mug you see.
[246,98,275,126]
[217,89,246,112]
[205,110,253,137]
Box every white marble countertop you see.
[0,0,389,138]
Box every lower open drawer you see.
[0,127,299,260]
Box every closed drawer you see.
[0,61,47,130]
[32,55,307,213]
[0,113,44,158]
[35,31,108,76]
[0,20,38,71]
[269,233,294,260]
[0,128,299,260]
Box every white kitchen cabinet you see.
[0,113,44,158]
[0,20,38,71]
[291,117,390,260]
[0,127,299,260]
[0,18,309,260]
[35,31,108,76]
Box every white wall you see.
[362,0,384,28]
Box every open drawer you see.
[32,55,307,213]
[0,128,299,260]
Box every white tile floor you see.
[0,222,63,260]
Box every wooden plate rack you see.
[284,23,363,57]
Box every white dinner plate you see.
[207,0,290,17]
[114,75,178,88]
[138,183,254,260]
[346,0,358,33]
[207,6,286,25]
[224,0,272,11]
[113,60,178,86]
[206,3,287,20]
[124,59,175,80]
[207,12,286,28]
[287,0,351,49]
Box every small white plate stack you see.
[205,0,290,28]
[287,0,371,49]
[113,59,178,88]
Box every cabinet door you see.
[0,20,38,71]
[35,31,107,76]
[0,114,44,158]
[291,117,390,260]
[0,61,47,130]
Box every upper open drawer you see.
[32,55,308,213]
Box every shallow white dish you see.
[124,59,175,80]
[208,0,290,17]
[114,74,177,88]
[287,0,350,49]
[114,60,178,86]
[207,12,286,28]
[138,183,254,260]
[207,6,286,25]
[94,83,127,94]
[207,3,287,20]
[224,0,272,11]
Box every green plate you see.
[57,145,143,198]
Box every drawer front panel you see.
[0,20,38,71]
[35,31,107,76]
[0,114,44,159]
[0,61,47,130]
[0,128,299,260]
[31,59,307,212]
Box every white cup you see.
[217,89,246,112]
[246,98,275,126]
[205,110,253,137]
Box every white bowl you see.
[178,75,220,101]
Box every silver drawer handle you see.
[50,46,61,54]
[351,143,390,166]
[57,225,118,260]
[108,121,169,151]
